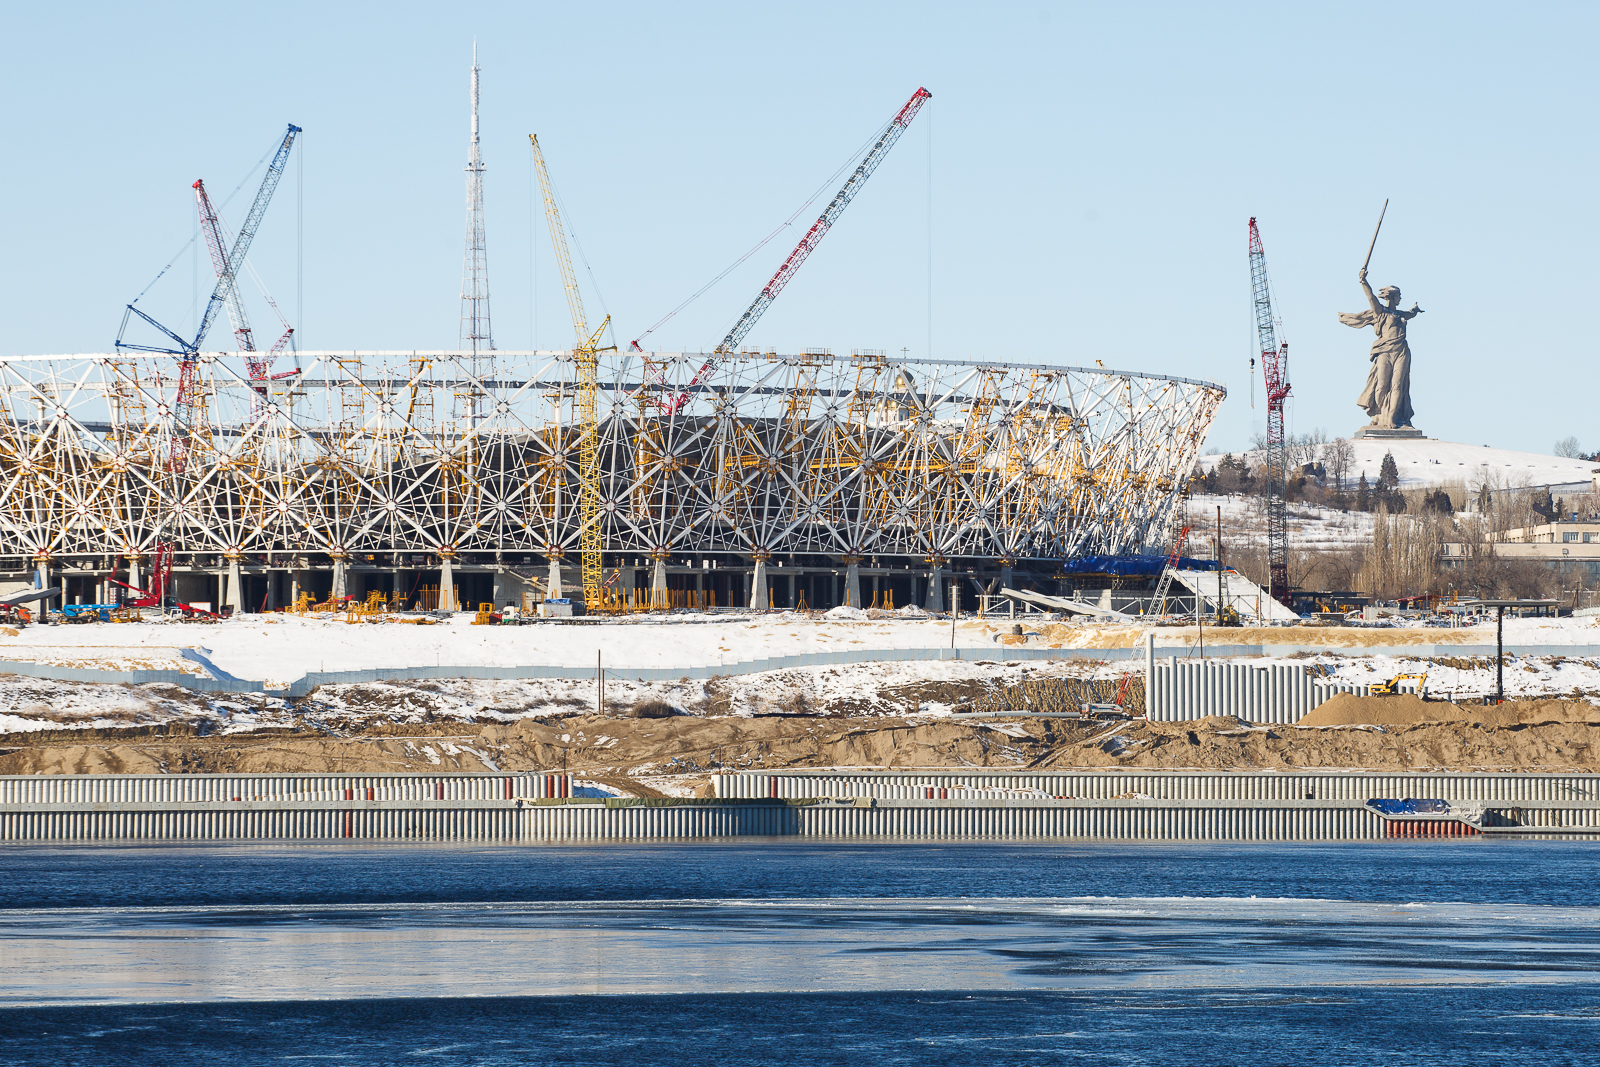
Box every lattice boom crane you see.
[1248,217,1292,607]
[192,180,296,394]
[664,87,932,415]
[530,133,609,613]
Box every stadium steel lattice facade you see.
[0,349,1224,611]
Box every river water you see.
[2,841,1599,1064]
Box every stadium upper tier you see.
[0,350,1223,563]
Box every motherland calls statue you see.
[1339,203,1424,438]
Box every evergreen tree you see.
[1377,451,1400,492]
[1477,483,1492,513]
[1355,472,1370,511]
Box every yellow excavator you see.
[1370,672,1429,698]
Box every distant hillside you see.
[1202,438,1599,491]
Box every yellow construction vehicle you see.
[1370,672,1429,698]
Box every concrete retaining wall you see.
[1,639,1593,697]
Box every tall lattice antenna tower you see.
[458,42,494,419]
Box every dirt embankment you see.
[3,695,1600,783]
[0,713,1056,781]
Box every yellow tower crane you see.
[530,134,610,613]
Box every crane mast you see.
[1248,217,1292,607]
[530,134,607,614]
[664,87,931,414]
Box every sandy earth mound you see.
[1300,693,1600,728]
[5,695,1600,785]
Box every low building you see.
[1440,520,1600,581]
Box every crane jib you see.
[192,124,301,353]
[672,87,930,412]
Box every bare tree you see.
[1325,437,1355,493]
[1555,435,1583,458]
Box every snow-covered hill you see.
[1204,437,1599,491]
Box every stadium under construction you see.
[0,349,1224,613]
[2,72,1226,615]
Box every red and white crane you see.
[655,87,931,415]
[1248,217,1292,607]
[193,179,298,405]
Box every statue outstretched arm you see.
[1402,303,1423,319]
[1358,268,1381,313]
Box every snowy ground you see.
[2,610,1597,688]
[0,656,1125,737]
[0,609,999,687]
[1189,492,1373,551]
[1202,437,1599,491]
[1268,651,1600,706]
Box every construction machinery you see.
[61,604,118,624]
[1370,672,1429,698]
[662,87,931,415]
[0,586,62,628]
[1247,218,1292,607]
[530,134,611,613]
[103,543,216,619]
[192,178,299,406]
[116,123,301,470]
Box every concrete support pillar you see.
[843,556,863,609]
[32,557,53,615]
[751,556,769,612]
[999,559,1014,593]
[331,555,348,602]
[650,553,669,608]
[392,563,404,606]
[289,560,302,605]
[547,555,564,600]
[439,554,456,612]
[927,560,945,613]
[126,555,143,600]
[225,555,244,615]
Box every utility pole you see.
[951,582,959,649]
[1496,605,1505,704]
[1216,505,1228,622]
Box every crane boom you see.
[1248,217,1292,607]
[193,179,256,355]
[192,124,300,353]
[663,87,931,415]
[530,134,606,614]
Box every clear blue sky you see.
[1,1,1593,455]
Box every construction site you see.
[0,76,1226,620]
